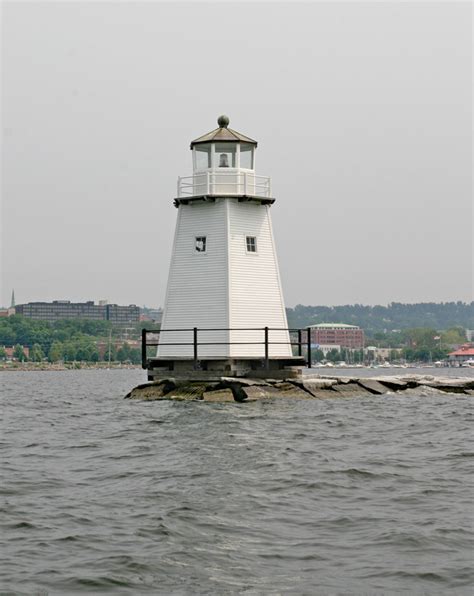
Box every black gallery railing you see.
[141,327,314,370]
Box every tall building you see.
[15,301,139,324]
[309,323,365,349]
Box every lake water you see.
[1,370,473,595]
[304,366,474,379]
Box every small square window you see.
[246,236,257,252]
[195,236,206,252]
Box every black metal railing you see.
[141,327,314,370]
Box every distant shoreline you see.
[0,362,142,372]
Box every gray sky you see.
[1,1,472,308]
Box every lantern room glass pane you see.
[215,143,236,168]
[240,143,254,169]
[195,146,211,170]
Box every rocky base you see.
[125,374,474,402]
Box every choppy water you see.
[304,366,474,378]
[1,370,473,595]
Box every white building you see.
[316,344,342,356]
[154,116,297,377]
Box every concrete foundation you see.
[146,356,306,382]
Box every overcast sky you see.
[1,1,472,309]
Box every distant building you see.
[104,304,140,324]
[448,344,474,366]
[314,344,341,356]
[0,308,15,318]
[3,346,30,360]
[309,323,365,349]
[140,307,163,324]
[15,301,139,324]
[365,346,401,362]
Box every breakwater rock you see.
[125,374,474,402]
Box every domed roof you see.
[190,115,258,148]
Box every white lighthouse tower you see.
[153,116,301,378]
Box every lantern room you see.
[176,116,272,201]
[191,115,257,172]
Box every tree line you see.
[1,304,472,364]
[0,340,142,364]
[286,302,474,334]
[0,316,142,363]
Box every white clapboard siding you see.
[228,201,291,357]
[159,198,291,359]
[158,200,229,357]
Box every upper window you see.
[195,146,211,170]
[246,236,257,252]
[195,236,206,252]
[215,143,236,168]
[240,143,254,169]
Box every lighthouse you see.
[151,116,302,378]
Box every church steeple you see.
[10,289,15,308]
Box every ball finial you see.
[217,115,230,128]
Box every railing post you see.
[244,172,248,195]
[307,327,312,368]
[206,171,210,195]
[193,327,198,370]
[268,178,272,198]
[264,326,269,370]
[298,329,302,357]
[141,328,147,369]
[177,177,181,198]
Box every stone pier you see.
[125,374,474,402]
